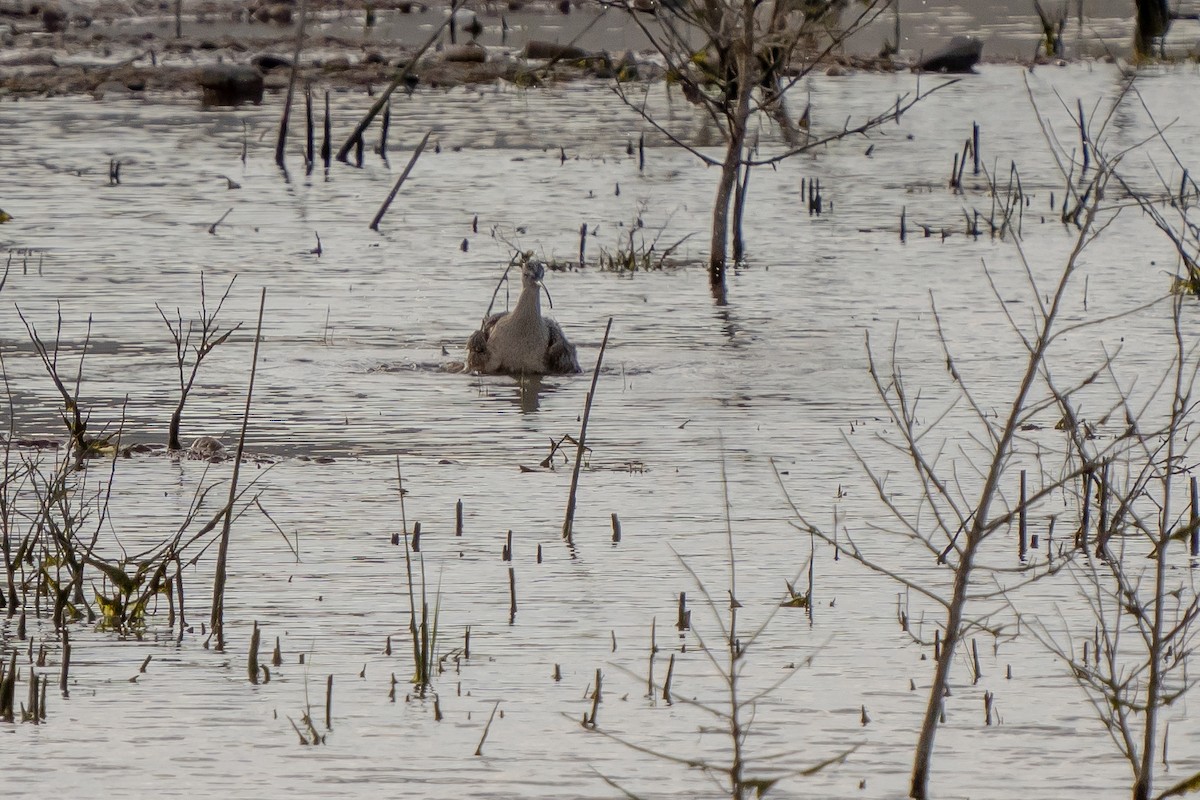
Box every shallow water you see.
[61,0,1200,64]
[2,65,1200,798]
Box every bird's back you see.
[545,318,582,374]
[466,312,505,373]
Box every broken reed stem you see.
[208,208,232,235]
[1,650,14,721]
[335,0,463,163]
[248,621,261,683]
[397,460,409,535]
[175,566,186,644]
[1096,461,1110,557]
[1079,469,1091,550]
[806,528,816,624]
[397,457,425,688]
[474,700,501,756]
[456,499,463,536]
[209,287,267,651]
[562,317,614,543]
[1077,97,1089,173]
[369,130,432,231]
[321,91,331,173]
[275,0,310,169]
[586,668,601,727]
[662,652,674,703]
[59,628,70,697]
[646,617,656,699]
[305,85,315,174]
[325,674,333,729]
[26,666,37,723]
[972,122,980,175]
[676,591,689,632]
[1191,476,1199,557]
[508,566,517,624]
[379,99,391,158]
[1019,469,1028,561]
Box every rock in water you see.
[917,36,983,73]
[198,64,264,106]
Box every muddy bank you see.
[0,0,668,99]
[0,0,1181,102]
[0,42,643,99]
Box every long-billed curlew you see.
[467,259,581,376]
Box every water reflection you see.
[517,373,543,412]
[714,304,745,346]
[474,373,558,412]
[3,72,1200,799]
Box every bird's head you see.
[518,257,556,308]
[521,258,546,288]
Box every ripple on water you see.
[2,65,1199,798]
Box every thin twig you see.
[563,317,614,543]
[209,287,267,650]
[370,130,432,231]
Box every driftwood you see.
[442,43,487,63]
[523,40,590,61]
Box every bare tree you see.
[157,274,240,452]
[1016,87,1200,800]
[612,0,945,300]
[1134,0,1170,59]
[590,455,851,799]
[770,79,1195,798]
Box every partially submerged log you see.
[442,42,487,63]
[522,40,589,61]
[917,36,983,73]
[251,53,292,72]
[198,64,264,106]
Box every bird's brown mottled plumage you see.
[466,260,581,376]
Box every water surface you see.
[2,64,1200,798]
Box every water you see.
[2,64,1200,798]
[31,0,1200,63]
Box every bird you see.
[467,258,581,376]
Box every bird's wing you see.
[468,313,505,352]
[545,318,582,374]
[466,312,505,371]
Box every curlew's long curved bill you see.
[540,281,554,309]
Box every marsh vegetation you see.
[4,4,1200,797]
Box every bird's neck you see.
[512,281,541,323]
